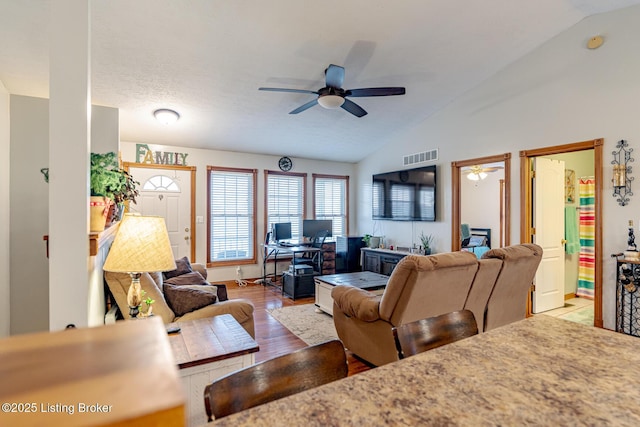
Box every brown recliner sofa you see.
[332,244,543,366]
[332,251,480,367]
[105,263,256,338]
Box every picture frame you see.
[565,169,575,203]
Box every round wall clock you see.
[278,156,293,171]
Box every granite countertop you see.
[211,315,640,426]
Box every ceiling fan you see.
[259,64,405,117]
[463,164,504,181]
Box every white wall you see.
[10,95,50,335]
[9,95,119,335]
[120,142,356,281]
[0,80,10,337]
[357,6,640,329]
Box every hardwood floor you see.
[223,279,372,376]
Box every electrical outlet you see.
[236,266,241,276]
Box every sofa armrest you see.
[331,285,381,322]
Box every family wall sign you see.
[135,144,189,166]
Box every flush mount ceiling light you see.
[587,35,604,50]
[153,108,180,125]
[317,94,345,109]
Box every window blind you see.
[314,176,347,236]
[209,169,255,262]
[266,173,304,240]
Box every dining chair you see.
[392,310,478,359]
[204,339,348,421]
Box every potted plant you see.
[419,232,435,255]
[110,169,140,222]
[90,152,124,231]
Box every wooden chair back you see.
[204,339,348,420]
[392,310,478,359]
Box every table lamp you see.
[104,214,176,318]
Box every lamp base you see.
[129,305,140,318]
[127,273,143,319]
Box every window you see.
[142,175,180,192]
[265,170,306,240]
[207,167,257,266]
[313,174,349,236]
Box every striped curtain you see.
[577,177,595,299]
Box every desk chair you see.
[204,339,348,420]
[297,229,330,273]
[392,310,478,359]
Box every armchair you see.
[331,251,479,366]
[105,260,255,338]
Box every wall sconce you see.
[612,139,634,206]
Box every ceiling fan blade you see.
[346,87,406,97]
[325,64,345,88]
[341,98,367,117]
[259,87,318,95]
[289,98,319,114]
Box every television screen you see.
[303,219,333,238]
[372,165,436,221]
[273,222,292,242]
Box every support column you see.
[49,0,91,330]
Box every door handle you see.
[561,239,567,245]
[184,236,190,241]
[185,227,190,232]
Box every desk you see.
[211,316,640,426]
[262,243,322,284]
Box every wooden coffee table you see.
[167,314,259,426]
[314,271,389,315]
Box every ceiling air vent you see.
[403,149,438,166]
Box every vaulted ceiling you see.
[1,0,639,162]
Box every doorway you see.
[123,162,197,261]
[520,139,603,328]
[451,153,511,251]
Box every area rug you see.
[267,304,338,346]
[558,305,594,326]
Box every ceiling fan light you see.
[467,173,480,181]
[154,108,180,125]
[317,95,345,109]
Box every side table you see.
[168,315,259,426]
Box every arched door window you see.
[142,175,181,192]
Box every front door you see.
[532,157,565,313]
[127,165,194,260]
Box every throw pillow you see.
[164,271,208,286]
[163,256,193,280]
[180,284,218,296]
[163,283,218,317]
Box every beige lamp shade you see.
[104,214,176,273]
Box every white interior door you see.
[129,167,192,259]
[532,157,565,313]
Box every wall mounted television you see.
[372,165,436,221]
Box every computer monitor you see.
[303,219,333,239]
[273,222,292,242]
